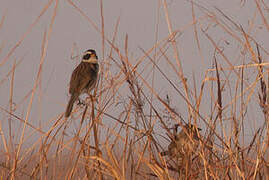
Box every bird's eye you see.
[83,54,91,60]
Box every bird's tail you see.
[65,94,78,118]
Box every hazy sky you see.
[0,0,268,145]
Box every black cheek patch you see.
[83,54,91,60]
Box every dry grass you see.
[1,0,269,179]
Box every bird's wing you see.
[69,63,97,94]
[69,63,85,94]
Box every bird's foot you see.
[77,98,87,106]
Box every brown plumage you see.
[65,49,99,118]
[161,124,201,166]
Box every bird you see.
[161,123,201,165]
[65,49,99,118]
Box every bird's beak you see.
[93,54,98,59]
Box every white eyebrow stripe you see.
[82,58,98,63]
[85,52,93,55]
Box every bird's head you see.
[82,49,98,63]
[174,123,201,140]
[185,124,201,140]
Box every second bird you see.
[65,49,99,118]
[161,124,201,164]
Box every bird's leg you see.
[85,94,98,105]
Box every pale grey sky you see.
[0,0,268,146]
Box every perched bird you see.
[161,124,201,165]
[65,49,99,118]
